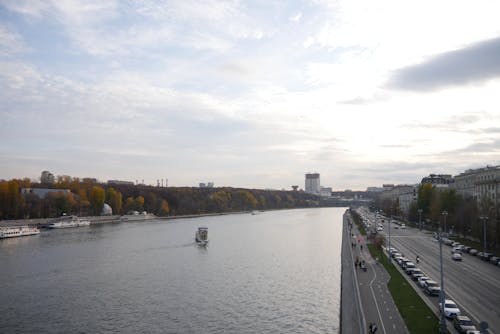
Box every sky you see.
[1,0,500,190]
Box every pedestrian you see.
[372,323,377,333]
[360,244,363,251]
[369,322,373,333]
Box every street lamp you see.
[479,215,488,255]
[418,209,423,231]
[439,210,448,333]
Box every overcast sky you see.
[1,0,500,190]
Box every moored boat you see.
[195,227,209,246]
[0,226,40,239]
[48,215,91,228]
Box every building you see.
[421,174,454,185]
[21,188,71,198]
[305,173,320,194]
[379,184,418,218]
[452,165,500,207]
[41,171,55,184]
[199,182,214,188]
[320,187,332,197]
[108,180,135,186]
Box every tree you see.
[159,199,170,216]
[90,186,105,216]
[106,187,123,215]
[124,197,135,212]
[135,196,145,212]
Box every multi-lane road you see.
[372,215,500,334]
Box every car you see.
[477,252,484,259]
[439,299,461,318]
[391,252,402,258]
[399,258,411,268]
[376,226,383,231]
[463,246,472,253]
[452,253,463,261]
[418,276,431,288]
[403,261,415,272]
[401,224,406,229]
[465,330,480,334]
[452,247,462,254]
[424,280,441,296]
[481,252,493,261]
[452,241,460,247]
[469,249,478,256]
[411,269,424,281]
[453,315,477,333]
[489,256,499,265]
[394,225,399,229]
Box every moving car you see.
[452,252,462,261]
[453,315,476,333]
[469,249,478,256]
[439,299,461,318]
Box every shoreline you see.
[0,210,257,228]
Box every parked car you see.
[465,330,480,334]
[463,246,472,253]
[489,256,499,265]
[452,241,460,247]
[394,225,399,229]
[469,249,478,256]
[418,276,431,288]
[403,262,415,272]
[482,252,493,261]
[452,247,462,254]
[377,226,383,231]
[453,315,477,333]
[452,253,463,261]
[411,269,424,281]
[424,280,441,296]
[439,299,461,318]
[401,224,406,229]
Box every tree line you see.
[375,183,499,250]
[0,177,319,220]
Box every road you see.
[379,219,500,334]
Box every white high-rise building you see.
[305,173,320,194]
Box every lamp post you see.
[480,215,488,255]
[388,214,392,263]
[418,209,423,231]
[439,210,448,333]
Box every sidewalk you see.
[342,212,409,334]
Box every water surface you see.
[1,208,344,333]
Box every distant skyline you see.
[1,1,500,190]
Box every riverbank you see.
[0,211,257,228]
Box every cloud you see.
[0,25,29,56]
[387,36,500,91]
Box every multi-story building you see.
[305,173,320,194]
[40,171,55,184]
[452,165,500,207]
[379,184,418,218]
[421,174,454,185]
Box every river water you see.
[0,208,344,333]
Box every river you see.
[0,208,345,333]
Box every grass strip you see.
[368,244,440,334]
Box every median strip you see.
[368,244,441,334]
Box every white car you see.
[418,276,431,288]
[401,224,406,229]
[452,253,462,261]
[377,226,383,231]
[440,299,461,318]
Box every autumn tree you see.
[159,199,170,216]
[90,186,105,215]
[106,187,123,215]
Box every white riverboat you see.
[0,226,40,239]
[48,215,91,229]
[195,227,209,246]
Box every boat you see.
[0,225,40,239]
[195,227,209,246]
[48,215,91,228]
